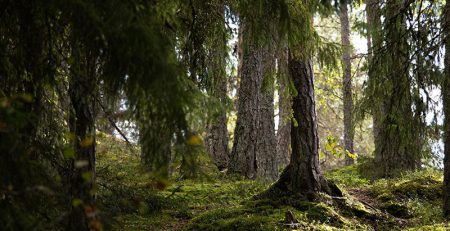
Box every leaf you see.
[186,134,202,146]
[292,118,299,127]
[80,138,93,148]
[325,143,332,152]
[82,171,93,182]
[72,198,82,207]
[63,147,75,159]
[346,150,358,160]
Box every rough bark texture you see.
[340,0,354,165]
[443,0,450,218]
[205,4,229,170]
[265,55,331,199]
[67,49,97,231]
[230,20,278,181]
[375,0,419,176]
[276,47,291,169]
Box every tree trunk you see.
[340,0,354,165]
[205,3,229,170]
[67,47,97,231]
[442,0,450,218]
[276,47,291,169]
[229,20,278,181]
[264,55,332,199]
[366,0,382,154]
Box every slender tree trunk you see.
[276,46,291,169]
[206,3,229,170]
[230,19,278,181]
[442,0,450,218]
[67,47,97,231]
[340,0,354,165]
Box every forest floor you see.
[96,133,449,230]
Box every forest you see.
[1,0,450,230]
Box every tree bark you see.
[276,47,291,169]
[264,55,333,199]
[340,0,354,165]
[442,0,450,218]
[206,3,229,170]
[365,0,381,148]
[229,19,278,181]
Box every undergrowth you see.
[96,133,449,230]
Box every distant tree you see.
[443,0,450,218]
[366,0,422,177]
[365,0,382,147]
[276,46,292,169]
[339,0,354,165]
[205,1,230,171]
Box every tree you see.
[205,1,229,170]
[365,0,382,147]
[67,44,98,231]
[229,17,278,181]
[340,0,354,165]
[276,47,292,169]
[367,0,421,177]
[443,0,450,218]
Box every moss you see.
[325,165,370,188]
[381,203,412,219]
[184,207,277,231]
[303,203,348,227]
[97,134,447,230]
[405,224,450,231]
[392,177,442,200]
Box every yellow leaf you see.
[72,198,82,207]
[80,138,93,148]
[186,134,202,146]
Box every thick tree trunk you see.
[264,55,335,199]
[340,0,354,165]
[443,0,450,218]
[67,49,97,231]
[287,57,322,195]
[276,47,291,169]
[229,20,278,181]
[206,3,229,170]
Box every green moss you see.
[305,203,348,227]
[381,203,412,219]
[97,134,447,230]
[325,165,370,188]
[405,224,450,231]
[184,207,277,231]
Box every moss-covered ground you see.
[96,133,449,230]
